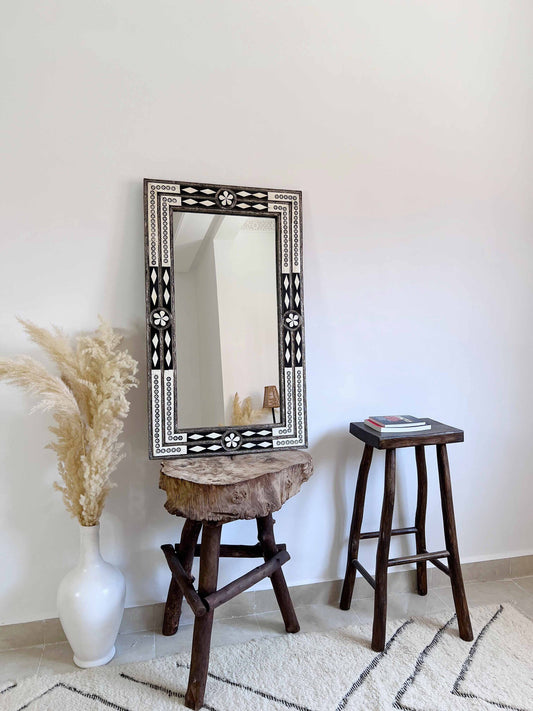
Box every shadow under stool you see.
[340,418,473,652]
[159,451,313,710]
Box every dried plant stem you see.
[0,318,138,526]
[231,392,268,426]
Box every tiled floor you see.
[2,576,533,685]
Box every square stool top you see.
[350,418,463,449]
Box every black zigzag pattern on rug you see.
[11,682,132,711]
[120,672,221,711]
[175,661,314,711]
[335,619,414,711]
[393,613,457,711]
[452,605,529,711]
[0,683,17,695]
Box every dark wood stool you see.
[340,419,473,652]
[159,451,313,710]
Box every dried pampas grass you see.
[0,318,138,526]
[231,393,268,426]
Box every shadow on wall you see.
[0,413,65,623]
[310,425,414,583]
[95,178,181,607]
[310,427,363,576]
[103,320,182,608]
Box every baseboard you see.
[2,553,532,651]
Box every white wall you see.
[215,224,279,423]
[192,240,225,427]
[174,271,203,428]
[1,0,533,624]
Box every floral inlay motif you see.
[151,309,170,328]
[284,311,301,330]
[223,431,242,449]
[217,189,235,208]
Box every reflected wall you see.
[173,214,279,428]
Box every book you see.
[364,415,431,433]
[366,415,426,427]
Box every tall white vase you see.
[57,523,126,668]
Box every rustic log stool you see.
[340,419,473,652]
[159,451,313,710]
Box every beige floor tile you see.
[0,621,44,652]
[39,641,78,675]
[253,587,279,613]
[383,570,418,594]
[153,592,256,629]
[513,575,533,595]
[42,618,67,645]
[39,632,157,674]
[210,614,262,648]
[119,605,155,634]
[212,591,256,622]
[253,610,290,638]
[276,580,343,610]
[155,624,195,657]
[351,589,452,625]
[434,579,533,620]
[0,646,42,684]
[510,555,533,578]
[257,603,359,638]
[155,614,262,660]
[429,558,511,588]
[110,631,155,665]
[153,601,195,631]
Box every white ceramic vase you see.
[57,523,126,668]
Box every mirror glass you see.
[173,213,279,429]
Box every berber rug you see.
[1,604,532,710]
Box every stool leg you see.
[372,448,396,652]
[414,446,428,596]
[257,513,300,633]
[163,519,202,636]
[340,444,373,610]
[436,444,473,642]
[185,524,222,711]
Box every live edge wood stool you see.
[340,419,473,652]
[159,451,313,710]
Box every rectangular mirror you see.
[144,179,307,458]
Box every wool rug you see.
[1,604,532,710]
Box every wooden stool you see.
[159,451,313,710]
[340,419,473,652]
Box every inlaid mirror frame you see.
[144,178,307,459]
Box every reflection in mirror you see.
[173,213,279,429]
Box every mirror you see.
[173,213,278,428]
[144,179,307,459]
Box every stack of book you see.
[364,415,430,433]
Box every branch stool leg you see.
[436,444,473,641]
[414,446,428,596]
[163,519,202,636]
[340,444,373,610]
[185,524,222,711]
[372,448,396,652]
[257,513,299,633]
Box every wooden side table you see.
[159,451,313,710]
[340,419,473,651]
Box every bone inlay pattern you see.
[144,179,307,458]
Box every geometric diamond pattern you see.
[3,605,529,711]
[145,180,306,457]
